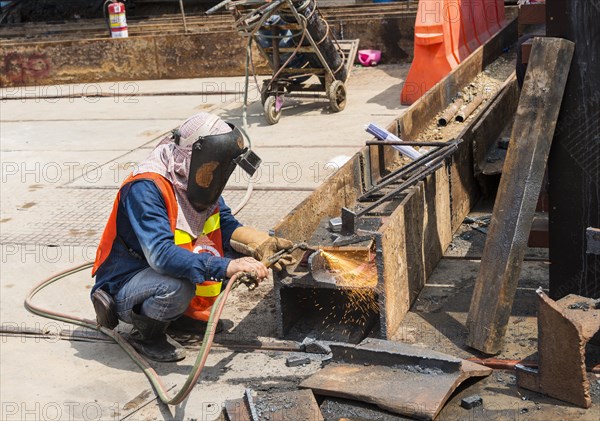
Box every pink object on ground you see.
[358,49,381,66]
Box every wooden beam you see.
[466,37,575,355]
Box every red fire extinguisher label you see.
[108,3,128,38]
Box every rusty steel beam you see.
[466,37,575,355]
[273,19,519,340]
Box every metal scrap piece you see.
[225,389,324,421]
[516,289,600,408]
[300,338,492,420]
[245,388,260,421]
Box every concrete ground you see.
[2,63,599,421]
[0,65,407,421]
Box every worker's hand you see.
[230,227,297,272]
[254,236,296,271]
[226,257,269,280]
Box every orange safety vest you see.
[92,172,224,322]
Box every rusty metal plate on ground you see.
[300,339,492,420]
[225,389,323,421]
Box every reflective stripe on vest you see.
[203,213,220,235]
[195,280,222,297]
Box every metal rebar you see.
[356,140,462,215]
[360,140,461,201]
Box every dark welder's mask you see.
[177,122,261,211]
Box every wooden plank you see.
[466,37,575,355]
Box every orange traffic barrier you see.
[401,0,458,105]
[496,0,506,27]
[401,0,505,105]
[445,0,469,62]
[471,0,492,45]
[458,0,481,54]
[484,0,501,34]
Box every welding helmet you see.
[174,120,261,211]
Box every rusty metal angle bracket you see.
[516,289,600,408]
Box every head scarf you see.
[134,113,232,237]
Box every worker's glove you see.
[230,226,297,271]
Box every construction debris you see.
[285,356,311,367]
[460,394,483,410]
[225,389,324,421]
[301,338,332,355]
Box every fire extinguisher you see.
[104,0,128,38]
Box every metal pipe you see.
[178,0,188,33]
[438,98,464,126]
[206,0,232,15]
[456,95,484,122]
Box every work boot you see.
[129,310,186,362]
[91,289,119,329]
[168,314,227,335]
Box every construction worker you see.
[90,112,296,362]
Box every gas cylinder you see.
[107,1,128,38]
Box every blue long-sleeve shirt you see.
[92,180,242,295]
